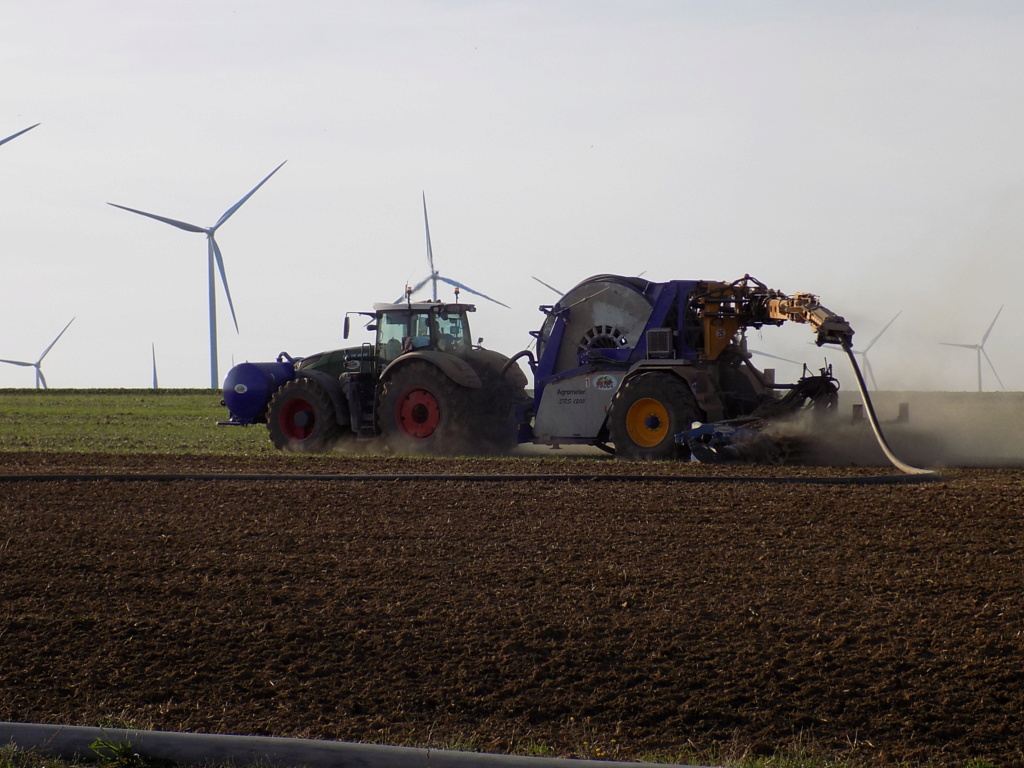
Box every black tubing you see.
[0,472,937,485]
[0,722,699,768]
[842,345,935,476]
[500,349,537,377]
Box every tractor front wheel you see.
[609,373,703,461]
[267,378,341,453]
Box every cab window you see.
[435,311,469,353]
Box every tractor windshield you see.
[378,311,429,362]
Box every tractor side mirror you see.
[343,316,350,339]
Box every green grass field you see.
[0,389,276,455]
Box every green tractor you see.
[222,299,529,454]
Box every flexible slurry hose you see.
[0,472,936,485]
[0,723,705,768]
[843,344,935,476]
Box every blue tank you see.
[222,361,296,424]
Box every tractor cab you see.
[372,301,476,364]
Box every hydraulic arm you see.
[760,292,854,347]
[692,275,854,361]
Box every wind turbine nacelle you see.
[222,361,296,424]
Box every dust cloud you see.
[806,391,1024,469]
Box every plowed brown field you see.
[1,452,1021,766]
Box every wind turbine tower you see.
[109,162,286,389]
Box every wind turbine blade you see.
[532,276,564,296]
[37,317,75,363]
[108,203,206,234]
[864,311,902,352]
[210,237,239,332]
[981,305,1003,346]
[939,342,978,350]
[37,367,47,389]
[422,192,436,276]
[213,161,287,230]
[0,359,34,367]
[0,123,40,148]
[749,349,801,364]
[981,349,1005,390]
[437,276,510,309]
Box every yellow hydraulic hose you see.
[843,344,935,476]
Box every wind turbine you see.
[0,123,40,149]
[940,305,1004,392]
[851,311,901,390]
[0,317,75,389]
[400,192,509,308]
[108,161,286,388]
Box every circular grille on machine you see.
[578,325,628,355]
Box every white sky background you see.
[1,1,1021,391]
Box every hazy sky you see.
[2,1,1022,391]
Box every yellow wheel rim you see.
[625,397,670,448]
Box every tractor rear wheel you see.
[267,378,341,453]
[378,361,473,455]
[609,373,703,461]
[466,349,529,454]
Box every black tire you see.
[466,350,530,454]
[472,379,527,454]
[378,361,474,455]
[608,373,704,461]
[266,378,341,453]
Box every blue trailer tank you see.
[222,361,296,424]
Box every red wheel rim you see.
[395,387,441,439]
[279,398,315,440]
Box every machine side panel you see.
[533,371,620,443]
